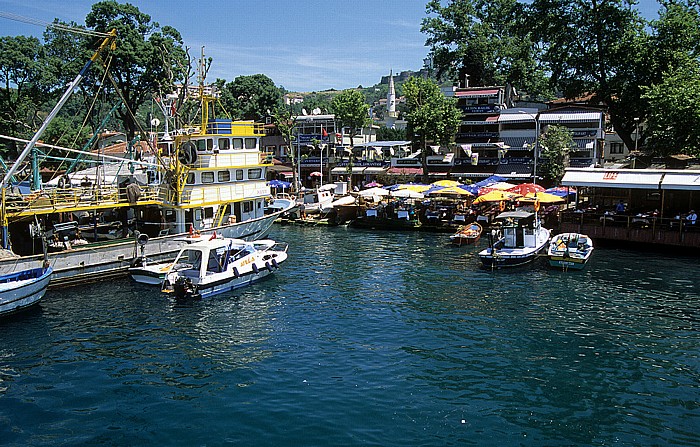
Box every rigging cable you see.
[0,11,112,38]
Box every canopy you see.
[508,183,544,195]
[431,179,461,187]
[488,182,517,191]
[427,186,474,197]
[545,186,577,198]
[358,187,390,197]
[268,179,291,189]
[391,189,424,199]
[523,191,566,203]
[364,181,383,188]
[399,183,432,193]
[473,190,521,204]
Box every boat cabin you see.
[496,210,538,248]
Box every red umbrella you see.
[507,183,545,196]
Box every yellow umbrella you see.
[427,186,473,196]
[399,184,432,193]
[473,190,521,204]
[431,180,461,187]
[523,192,566,203]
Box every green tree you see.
[538,125,573,185]
[376,126,407,141]
[643,60,700,156]
[273,106,299,191]
[422,0,550,98]
[331,90,370,188]
[0,35,45,158]
[218,74,282,121]
[84,1,188,141]
[403,77,461,183]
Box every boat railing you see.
[4,184,162,217]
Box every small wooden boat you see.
[449,222,482,246]
[161,237,288,299]
[547,232,594,270]
[0,266,53,317]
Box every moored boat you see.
[0,265,53,317]
[547,232,594,270]
[161,237,288,299]
[478,210,550,268]
[450,222,482,246]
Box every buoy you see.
[271,258,279,268]
[252,263,259,274]
[232,267,240,278]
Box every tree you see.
[402,77,461,183]
[331,90,370,188]
[376,126,407,141]
[0,36,45,158]
[538,125,573,185]
[83,1,188,141]
[421,0,551,98]
[273,106,299,191]
[643,60,700,156]
[218,74,282,121]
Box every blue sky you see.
[1,0,662,93]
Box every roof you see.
[561,168,664,189]
[454,88,501,98]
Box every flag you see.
[322,127,328,137]
[209,231,217,241]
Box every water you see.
[1,225,699,446]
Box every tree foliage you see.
[273,106,299,191]
[84,1,188,141]
[539,124,573,185]
[331,90,370,147]
[403,77,461,182]
[218,74,283,121]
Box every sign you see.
[603,171,619,180]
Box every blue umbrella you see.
[268,179,291,189]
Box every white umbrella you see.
[358,187,390,197]
[391,189,424,199]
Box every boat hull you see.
[180,266,278,299]
[0,267,52,316]
[548,257,589,270]
[478,227,551,269]
[0,201,295,288]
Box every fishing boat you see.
[450,222,482,246]
[478,210,551,268]
[0,34,295,288]
[547,232,594,270]
[0,265,53,317]
[161,236,288,299]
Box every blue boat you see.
[0,266,53,316]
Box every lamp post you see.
[634,117,640,152]
[519,111,540,183]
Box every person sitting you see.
[615,200,626,213]
[687,210,697,227]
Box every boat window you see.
[177,249,202,271]
[201,172,214,183]
[218,170,231,182]
[243,201,253,213]
[233,138,243,149]
[196,139,212,151]
[186,173,195,184]
[206,251,222,273]
[218,138,230,150]
[204,207,214,219]
[245,138,257,149]
[248,168,262,179]
[236,169,244,180]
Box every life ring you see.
[499,201,506,212]
[178,141,197,165]
[58,175,71,189]
[534,200,541,212]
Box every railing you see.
[559,210,700,248]
[4,184,163,217]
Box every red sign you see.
[603,172,618,180]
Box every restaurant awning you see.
[561,168,663,189]
[660,171,700,190]
[331,167,368,174]
[539,112,602,123]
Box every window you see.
[218,170,231,182]
[248,168,262,179]
[236,169,244,180]
[243,201,253,213]
[201,172,214,183]
[186,173,195,184]
[218,138,230,150]
[245,138,257,149]
[196,138,213,151]
[610,142,624,154]
[232,138,243,149]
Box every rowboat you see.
[449,222,482,246]
[0,266,52,317]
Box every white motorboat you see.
[161,237,288,299]
[0,266,53,317]
[478,210,551,268]
[547,232,594,270]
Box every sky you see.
[0,0,663,93]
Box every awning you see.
[454,89,500,98]
[660,171,700,190]
[498,114,536,124]
[499,137,534,149]
[386,167,423,175]
[330,167,366,174]
[539,112,602,123]
[363,167,386,174]
[561,168,663,189]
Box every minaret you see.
[386,70,398,129]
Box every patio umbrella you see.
[309,171,322,177]
[427,186,474,197]
[391,189,424,199]
[523,192,566,203]
[472,190,521,204]
[268,179,291,189]
[508,183,545,196]
[399,183,432,193]
[364,181,383,188]
[431,179,461,187]
[545,186,577,198]
[488,182,517,190]
[358,187,390,197]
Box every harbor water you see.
[1,225,699,446]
